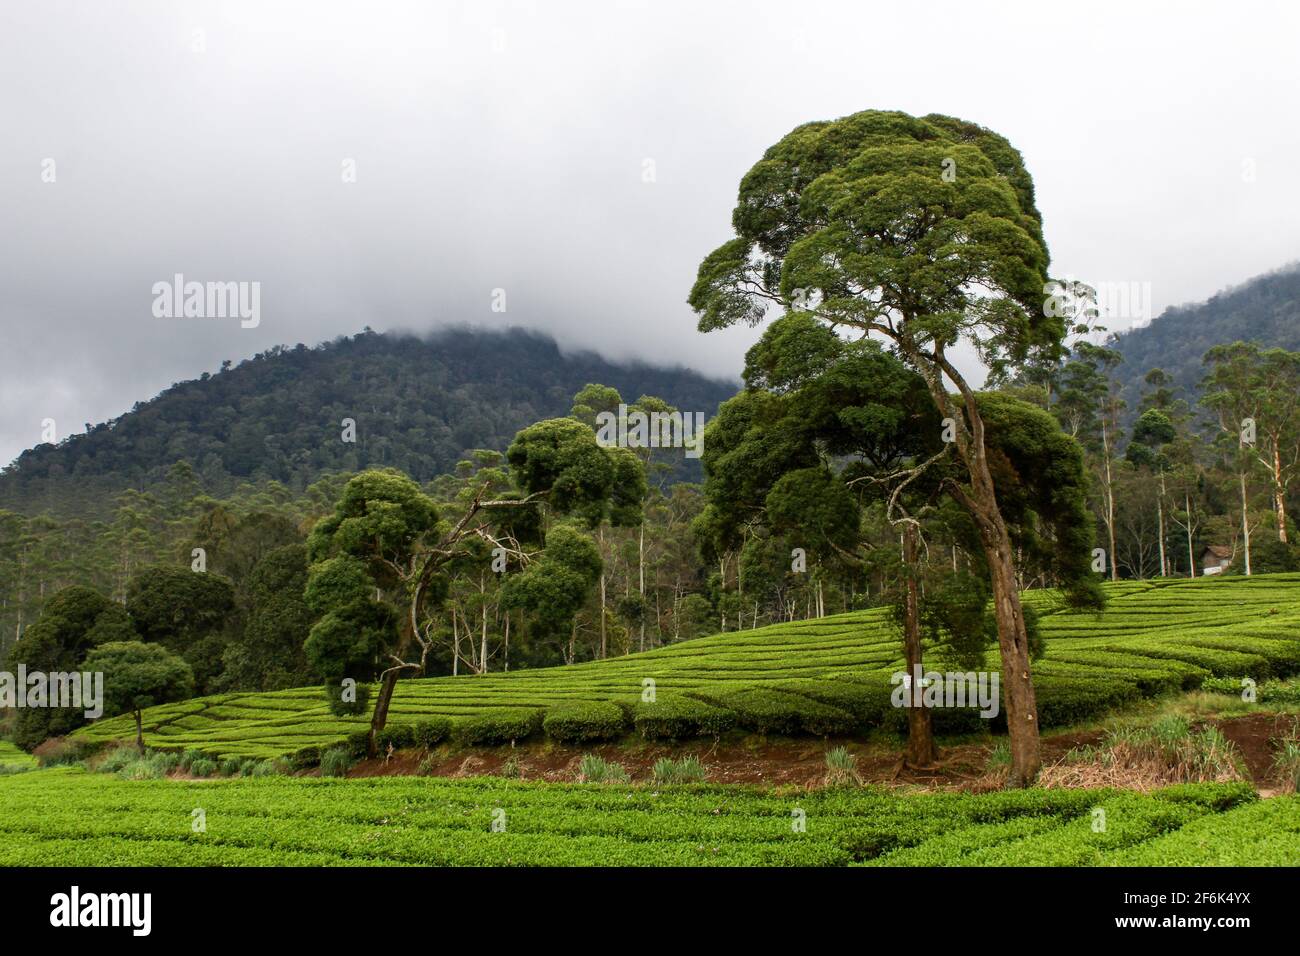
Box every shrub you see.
[288,746,322,771]
[652,755,706,785]
[1052,651,1209,690]
[633,694,736,740]
[95,745,143,775]
[319,747,351,777]
[578,753,630,784]
[344,731,371,758]
[116,751,180,780]
[376,724,417,752]
[543,701,628,743]
[178,749,206,772]
[219,757,244,777]
[824,746,860,786]
[1107,642,1269,678]
[188,758,217,778]
[499,755,522,779]
[775,679,891,723]
[1272,738,1300,794]
[1260,678,1300,706]
[414,717,453,749]
[1033,675,1141,727]
[1200,675,1249,696]
[450,708,542,747]
[325,681,371,716]
[249,758,284,777]
[691,686,856,736]
[33,736,98,768]
[985,740,1012,771]
[1154,781,1257,811]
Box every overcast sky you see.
[3,0,1298,468]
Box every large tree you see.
[697,315,1098,768]
[306,418,639,755]
[689,110,1071,785]
[82,641,194,752]
[3,585,138,749]
[126,566,236,693]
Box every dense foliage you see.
[0,328,736,520]
[0,771,1287,866]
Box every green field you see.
[70,573,1300,761]
[0,741,37,772]
[0,768,1292,866]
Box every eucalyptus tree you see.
[1054,342,1125,582]
[689,110,1075,784]
[1202,342,1300,548]
[1126,408,1178,576]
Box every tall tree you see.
[689,110,1069,785]
[1202,343,1300,548]
[3,585,138,749]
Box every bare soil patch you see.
[342,712,1295,794]
[346,728,1110,792]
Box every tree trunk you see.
[134,709,144,753]
[1240,470,1252,575]
[1102,422,1118,582]
[979,516,1040,786]
[1156,481,1167,577]
[367,669,401,757]
[451,608,459,677]
[599,571,607,659]
[1274,444,1289,543]
[1185,493,1195,578]
[367,615,418,757]
[909,345,1040,786]
[901,525,935,768]
[638,525,646,652]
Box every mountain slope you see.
[0,327,739,518]
[1110,262,1300,411]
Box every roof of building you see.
[1202,545,1233,559]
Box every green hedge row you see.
[541,701,629,743]
[450,708,543,746]
[689,686,857,736]
[311,668,1163,759]
[632,694,736,740]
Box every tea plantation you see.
[71,573,1300,762]
[0,769,1293,866]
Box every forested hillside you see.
[1110,262,1300,415]
[0,327,738,519]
